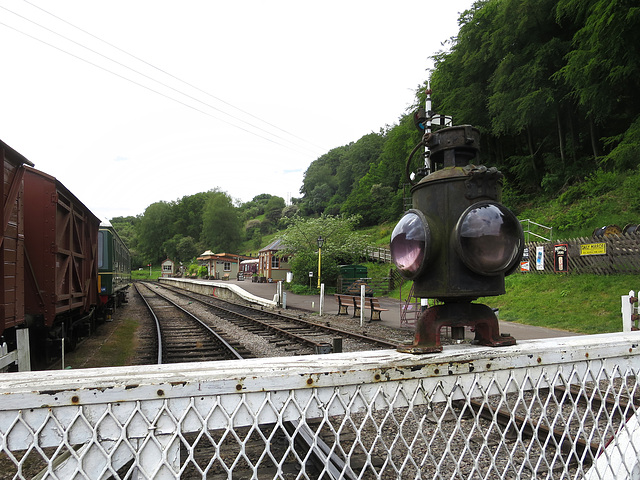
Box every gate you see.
[0,333,639,478]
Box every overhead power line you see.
[22,0,329,154]
[0,2,328,156]
[0,18,291,152]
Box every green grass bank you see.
[388,273,635,335]
[478,273,636,335]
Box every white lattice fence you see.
[1,333,640,479]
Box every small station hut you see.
[161,258,175,277]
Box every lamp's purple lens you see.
[457,203,521,274]
[391,212,428,278]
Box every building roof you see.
[260,238,286,252]
[197,252,242,262]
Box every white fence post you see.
[622,290,640,333]
[360,284,365,327]
[16,328,31,372]
[276,281,282,307]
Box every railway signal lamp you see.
[391,124,524,353]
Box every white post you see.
[276,281,282,307]
[622,290,634,332]
[16,328,31,372]
[360,284,365,327]
[319,283,324,315]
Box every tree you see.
[170,192,209,241]
[341,116,418,225]
[334,133,385,199]
[556,0,640,125]
[264,196,286,225]
[162,234,199,263]
[278,214,370,286]
[299,146,345,215]
[484,0,574,190]
[110,215,143,267]
[176,236,198,263]
[109,216,138,248]
[136,201,172,262]
[201,192,242,252]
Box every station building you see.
[198,251,255,280]
[258,239,291,282]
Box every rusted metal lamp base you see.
[397,302,516,354]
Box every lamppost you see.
[317,236,324,288]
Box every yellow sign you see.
[580,243,606,256]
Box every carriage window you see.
[97,231,107,269]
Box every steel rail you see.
[550,384,639,420]
[159,282,397,349]
[134,282,162,364]
[259,305,399,349]
[205,304,330,353]
[454,397,601,465]
[220,300,398,348]
[138,281,244,362]
[137,282,352,479]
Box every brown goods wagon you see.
[0,140,33,337]
[24,166,100,329]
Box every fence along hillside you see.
[349,233,638,291]
[525,233,640,274]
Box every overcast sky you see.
[0,0,472,220]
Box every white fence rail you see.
[0,328,30,372]
[520,218,553,242]
[1,333,640,478]
[365,246,391,263]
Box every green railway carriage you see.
[98,221,131,310]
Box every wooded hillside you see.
[115,0,640,269]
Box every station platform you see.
[166,277,581,341]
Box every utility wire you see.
[0,3,317,155]
[0,3,327,155]
[23,0,328,153]
[0,19,300,153]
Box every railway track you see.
[450,380,640,475]
[134,282,250,363]
[133,281,362,479]
[154,281,399,354]
[131,282,639,477]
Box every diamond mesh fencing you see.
[0,333,639,479]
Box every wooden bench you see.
[335,294,356,315]
[353,296,389,322]
[368,298,388,321]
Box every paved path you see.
[223,278,581,341]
